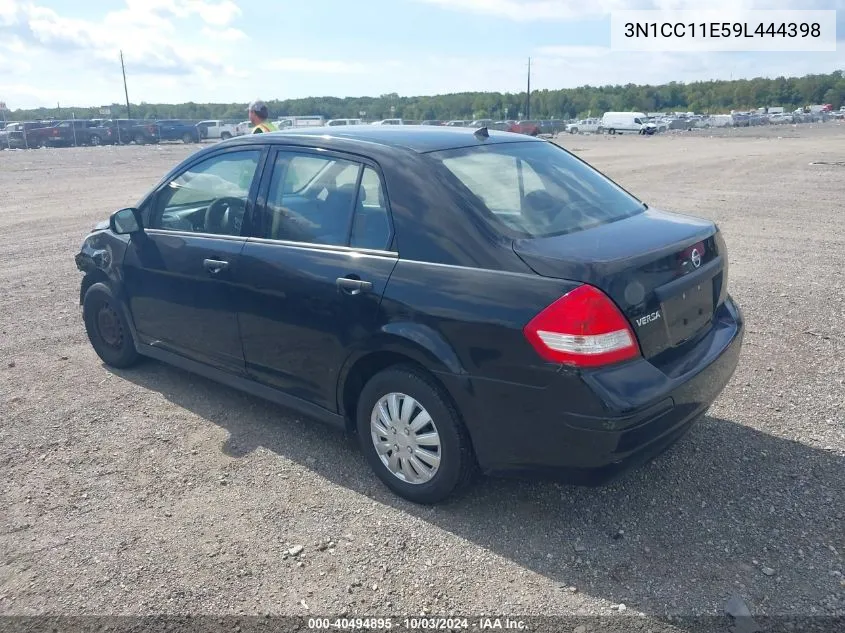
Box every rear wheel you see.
[134,133,146,145]
[90,135,102,146]
[220,132,232,140]
[182,132,194,143]
[608,128,616,135]
[356,366,476,504]
[83,282,140,369]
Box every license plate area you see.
[662,278,714,346]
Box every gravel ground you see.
[1,125,843,630]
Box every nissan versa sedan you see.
[75,125,744,504]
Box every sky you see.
[0,0,843,110]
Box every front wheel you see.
[182,132,194,143]
[83,282,140,369]
[220,132,232,140]
[356,366,476,504]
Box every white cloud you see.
[267,58,374,74]
[0,1,247,79]
[414,0,845,21]
[201,26,247,41]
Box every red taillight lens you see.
[523,284,641,368]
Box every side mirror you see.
[110,207,143,235]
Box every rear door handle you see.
[203,258,229,274]
[336,276,373,295]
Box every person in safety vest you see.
[248,100,277,133]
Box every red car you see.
[507,120,541,136]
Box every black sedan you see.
[75,125,744,504]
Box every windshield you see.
[428,141,645,239]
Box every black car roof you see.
[229,124,543,154]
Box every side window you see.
[263,152,361,246]
[150,150,261,235]
[350,167,392,250]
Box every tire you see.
[82,282,140,369]
[609,128,616,135]
[220,132,232,140]
[135,133,146,145]
[182,132,194,143]
[356,365,476,504]
[90,135,102,146]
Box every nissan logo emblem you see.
[691,248,702,268]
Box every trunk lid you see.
[513,207,727,360]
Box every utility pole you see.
[526,57,531,120]
[120,50,131,119]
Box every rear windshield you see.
[428,141,645,239]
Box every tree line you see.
[5,70,844,123]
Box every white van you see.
[601,112,656,135]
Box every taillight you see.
[523,284,640,368]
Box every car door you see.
[235,147,398,412]
[122,145,268,373]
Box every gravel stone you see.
[1,128,843,620]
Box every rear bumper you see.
[439,296,744,483]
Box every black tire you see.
[608,128,616,135]
[182,132,194,143]
[83,282,140,369]
[356,365,476,504]
[134,133,146,145]
[220,132,232,140]
[90,135,102,146]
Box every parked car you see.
[74,125,744,504]
[5,120,58,149]
[197,120,247,140]
[371,119,404,125]
[505,120,541,136]
[565,118,602,134]
[155,119,201,143]
[41,119,118,147]
[326,119,365,127]
[99,119,160,145]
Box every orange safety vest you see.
[253,121,277,134]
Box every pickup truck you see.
[97,119,160,145]
[196,119,246,140]
[155,119,201,143]
[565,118,602,134]
[42,119,118,146]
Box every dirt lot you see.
[1,125,844,628]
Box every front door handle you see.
[336,276,373,295]
[203,258,229,274]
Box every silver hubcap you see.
[370,393,441,485]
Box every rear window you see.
[429,141,645,238]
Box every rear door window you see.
[262,152,361,246]
[430,141,644,238]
